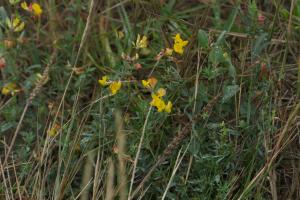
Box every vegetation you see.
[0,0,300,199]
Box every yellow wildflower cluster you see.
[173,33,188,54]
[1,83,21,96]
[141,78,172,113]
[150,88,172,113]
[95,32,187,113]
[134,34,148,49]
[98,76,122,95]
[21,2,43,17]
[6,17,25,32]
[3,2,43,35]
[155,33,188,60]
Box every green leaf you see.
[280,7,290,19]
[197,29,209,48]
[222,85,239,103]
[223,7,238,31]
[252,33,268,59]
[224,57,236,80]
[0,122,15,133]
[209,45,225,66]
[0,7,8,36]
[0,7,8,21]
[294,1,300,17]
[216,31,226,45]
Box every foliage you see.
[0,0,299,200]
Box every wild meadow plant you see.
[0,1,300,199]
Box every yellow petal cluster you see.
[141,77,158,89]
[173,33,188,54]
[98,76,122,95]
[1,83,20,96]
[21,2,43,17]
[48,123,60,137]
[135,34,148,49]
[150,94,166,112]
[6,17,25,32]
[164,101,172,113]
[156,88,166,97]
[150,88,172,113]
[109,81,122,95]
[32,3,43,17]
[98,76,109,86]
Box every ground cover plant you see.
[0,0,300,199]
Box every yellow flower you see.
[21,2,42,17]
[1,83,20,96]
[173,44,184,54]
[156,88,166,97]
[109,81,122,95]
[48,123,60,137]
[21,2,29,10]
[142,80,150,88]
[141,77,157,89]
[6,17,25,32]
[165,48,173,56]
[164,101,172,113]
[150,94,166,112]
[32,3,43,17]
[135,34,148,49]
[1,87,10,95]
[98,76,109,86]
[155,100,166,112]
[173,33,188,54]
[150,89,172,113]
[174,33,188,45]
[149,87,173,113]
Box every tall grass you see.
[0,0,300,199]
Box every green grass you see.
[0,0,300,199]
